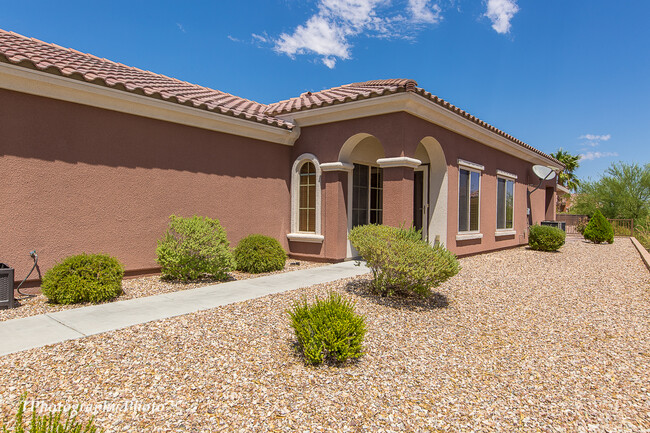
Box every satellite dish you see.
[532,165,556,181]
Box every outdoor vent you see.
[0,263,15,309]
[541,221,566,232]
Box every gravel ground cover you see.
[1,240,648,432]
[0,259,326,322]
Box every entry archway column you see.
[377,157,421,228]
[320,162,354,260]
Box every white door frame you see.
[414,165,429,242]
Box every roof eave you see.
[0,60,298,146]
[278,92,561,169]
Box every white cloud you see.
[227,35,240,43]
[272,0,443,68]
[176,23,186,33]
[579,134,611,141]
[485,0,519,34]
[579,151,619,161]
[252,33,269,43]
[409,0,442,23]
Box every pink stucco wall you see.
[1,89,292,284]
[290,112,558,260]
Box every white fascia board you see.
[556,184,571,194]
[0,62,298,146]
[280,92,560,168]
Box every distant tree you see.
[550,148,581,192]
[571,162,650,221]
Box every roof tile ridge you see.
[2,30,270,112]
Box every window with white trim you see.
[496,177,515,230]
[352,163,383,227]
[290,154,322,239]
[458,168,480,232]
[299,162,316,232]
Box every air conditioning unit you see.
[0,263,15,309]
[541,221,566,232]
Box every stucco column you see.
[320,162,353,260]
[378,157,421,228]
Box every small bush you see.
[528,225,566,252]
[583,210,614,244]
[349,224,460,297]
[41,254,123,304]
[289,293,366,365]
[234,234,287,273]
[575,217,589,235]
[1,393,101,432]
[156,215,234,281]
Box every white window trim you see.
[496,169,517,179]
[496,175,516,232]
[457,166,482,236]
[288,153,322,242]
[458,159,485,172]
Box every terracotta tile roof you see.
[0,29,292,129]
[266,79,562,166]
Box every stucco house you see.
[0,29,562,285]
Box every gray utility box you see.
[541,221,567,232]
[0,263,15,309]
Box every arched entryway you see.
[414,136,448,246]
[338,133,386,256]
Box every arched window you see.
[288,154,323,242]
[299,162,316,232]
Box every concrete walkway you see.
[0,261,369,357]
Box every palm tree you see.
[550,148,581,192]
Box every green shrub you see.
[528,225,566,252]
[2,394,102,432]
[583,210,614,244]
[348,224,460,297]
[156,215,234,281]
[234,234,287,273]
[575,217,589,235]
[289,293,366,365]
[41,254,123,304]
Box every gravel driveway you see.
[1,240,648,432]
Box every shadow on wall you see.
[1,89,292,179]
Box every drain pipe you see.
[15,250,39,299]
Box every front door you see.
[413,165,429,241]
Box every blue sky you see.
[2,0,648,181]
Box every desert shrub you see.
[575,217,589,235]
[234,234,286,273]
[289,293,366,365]
[1,394,102,432]
[156,215,234,281]
[583,210,614,244]
[528,225,566,252]
[41,253,123,304]
[348,224,460,297]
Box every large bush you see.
[528,225,566,252]
[289,293,366,365]
[583,210,614,244]
[41,253,123,304]
[348,224,460,297]
[156,215,234,281]
[234,234,286,273]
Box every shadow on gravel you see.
[343,278,449,312]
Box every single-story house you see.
[0,29,563,286]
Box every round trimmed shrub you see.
[289,292,366,365]
[583,210,614,244]
[41,253,124,304]
[156,215,235,281]
[349,224,460,297]
[234,234,287,273]
[528,224,566,251]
